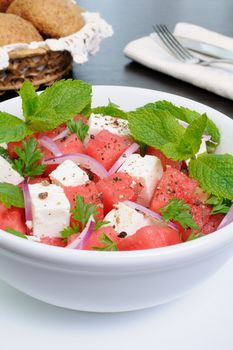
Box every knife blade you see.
[177,36,233,60]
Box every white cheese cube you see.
[29,183,71,238]
[0,156,24,185]
[0,143,7,149]
[104,202,155,237]
[117,154,163,206]
[85,114,129,143]
[49,160,89,187]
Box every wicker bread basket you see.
[0,11,113,93]
[0,46,72,93]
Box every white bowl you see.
[0,86,232,313]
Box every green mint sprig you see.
[159,198,199,230]
[92,233,119,251]
[0,183,24,208]
[92,99,128,120]
[0,79,92,143]
[12,137,45,178]
[189,153,233,200]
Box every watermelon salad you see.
[0,79,233,252]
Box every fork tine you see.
[153,25,187,61]
[156,24,191,60]
[160,24,194,60]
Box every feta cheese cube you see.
[0,155,24,185]
[85,114,129,143]
[29,183,71,238]
[104,202,155,237]
[117,154,163,206]
[49,160,89,187]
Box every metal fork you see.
[153,24,233,66]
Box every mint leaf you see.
[92,99,128,120]
[67,119,89,142]
[0,183,24,208]
[12,137,45,178]
[0,112,32,143]
[159,198,199,230]
[128,109,184,150]
[152,101,220,146]
[0,146,12,164]
[28,80,92,131]
[205,195,231,215]
[92,233,119,251]
[189,153,233,199]
[18,81,39,120]
[161,114,207,160]
[6,227,28,239]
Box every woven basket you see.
[0,46,72,93]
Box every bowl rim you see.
[0,85,232,270]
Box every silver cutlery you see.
[153,24,233,66]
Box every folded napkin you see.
[124,23,233,100]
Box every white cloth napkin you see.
[124,23,233,100]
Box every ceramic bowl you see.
[0,86,232,312]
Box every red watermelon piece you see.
[83,226,121,250]
[86,130,132,170]
[0,203,27,234]
[40,236,66,247]
[96,172,142,214]
[64,181,104,222]
[147,146,182,170]
[150,167,203,212]
[118,225,182,251]
[201,213,224,235]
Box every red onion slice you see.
[66,216,95,249]
[38,136,62,157]
[43,153,108,179]
[217,204,233,230]
[108,143,140,176]
[22,180,33,234]
[52,127,70,141]
[124,200,179,231]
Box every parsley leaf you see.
[0,146,12,164]
[187,232,204,241]
[12,137,45,178]
[60,224,80,239]
[6,227,28,239]
[92,233,119,251]
[0,112,32,143]
[67,119,89,142]
[18,80,39,120]
[205,195,231,215]
[92,99,128,120]
[0,183,24,208]
[189,153,233,200]
[28,79,92,132]
[61,195,108,238]
[159,198,199,230]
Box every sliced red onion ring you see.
[38,136,62,157]
[43,153,108,179]
[52,127,70,141]
[22,180,33,234]
[108,143,140,176]
[66,216,95,249]
[124,200,179,231]
[217,204,233,230]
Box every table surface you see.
[1,0,233,349]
